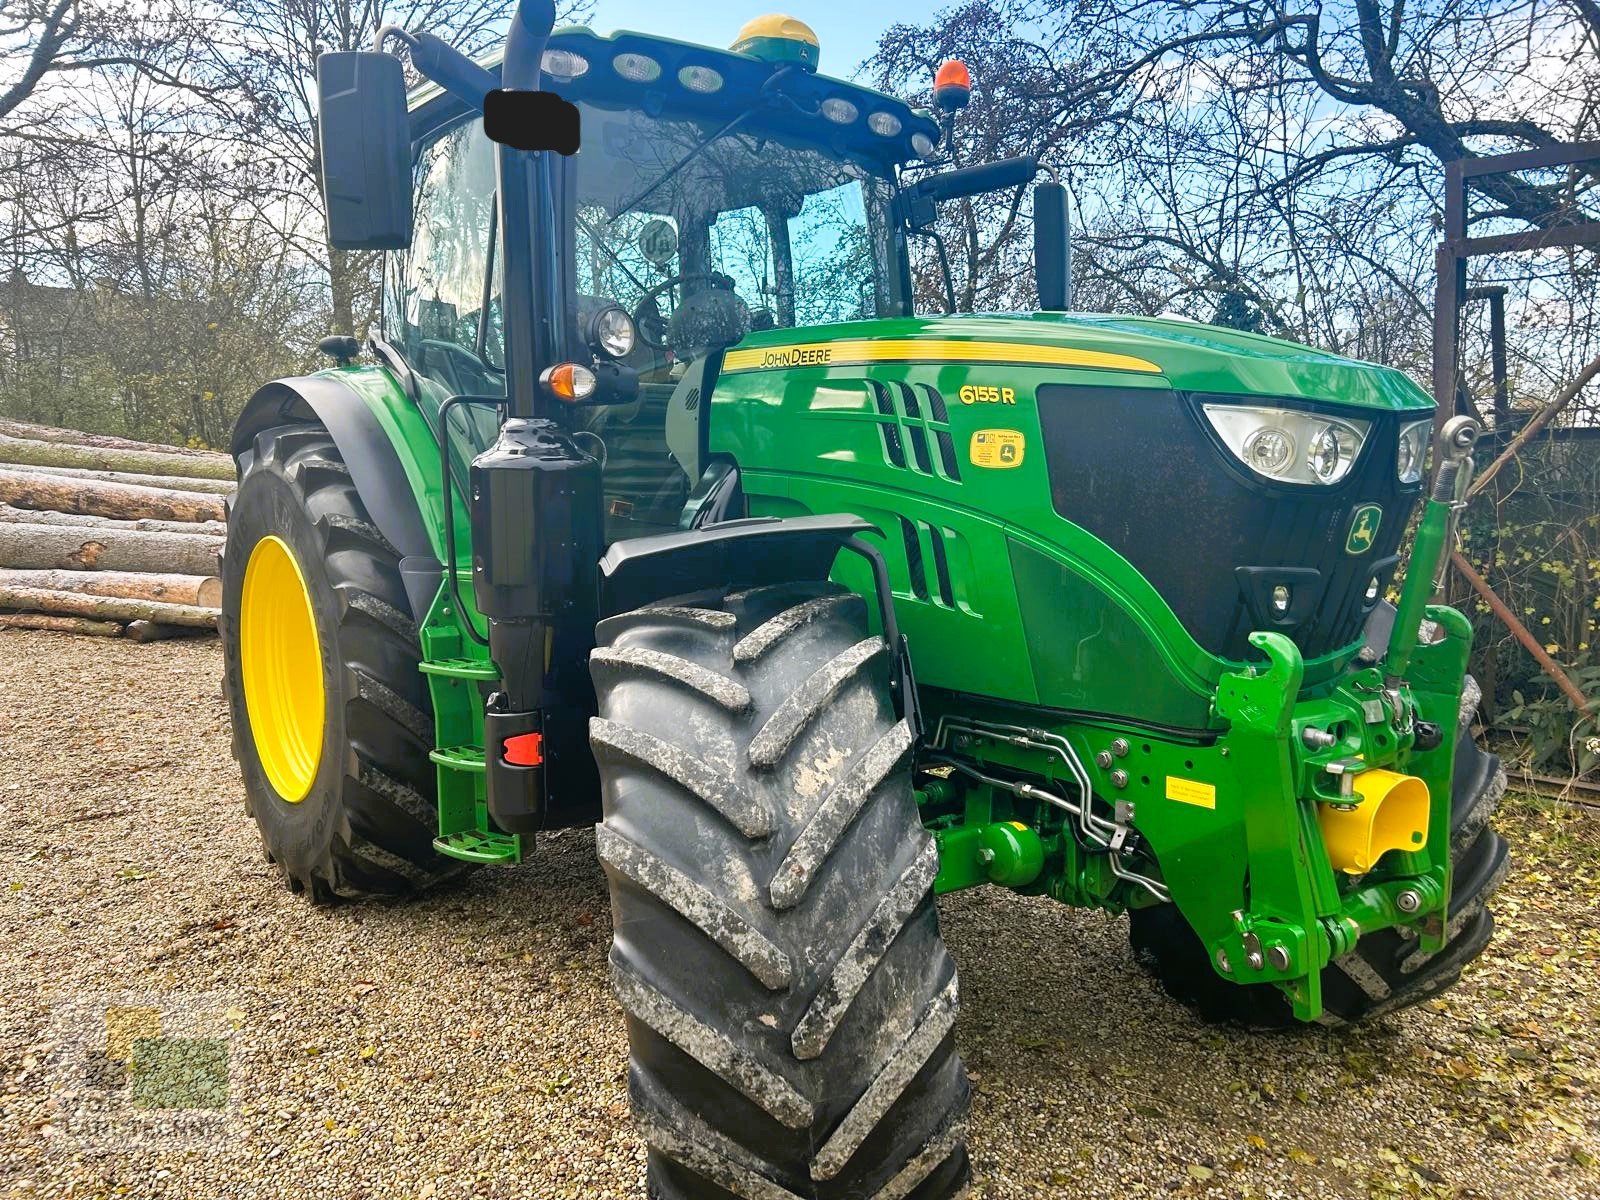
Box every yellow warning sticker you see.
[970,429,1025,469]
[1166,777,1217,809]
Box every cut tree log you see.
[0,614,124,643]
[0,432,235,481]
[10,463,235,495]
[0,503,226,537]
[0,523,223,575]
[0,468,226,523]
[125,619,214,643]
[0,568,220,606]
[0,418,231,463]
[0,584,218,627]
[0,611,125,637]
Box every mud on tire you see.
[590,582,970,1198]
[1129,675,1509,1028]
[222,421,461,902]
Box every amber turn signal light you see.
[540,362,598,402]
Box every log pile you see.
[0,419,231,641]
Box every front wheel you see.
[221,421,460,901]
[590,582,971,1198]
[1130,675,1509,1028]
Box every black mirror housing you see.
[1034,180,1071,310]
[317,51,413,250]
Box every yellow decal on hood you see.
[970,429,1025,468]
[720,338,1162,374]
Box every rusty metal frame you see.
[1432,141,1600,445]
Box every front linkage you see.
[919,417,1488,1023]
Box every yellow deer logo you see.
[1346,505,1382,555]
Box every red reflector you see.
[503,732,544,766]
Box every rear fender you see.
[232,370,448,618]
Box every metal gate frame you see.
[1432,142,1600,446]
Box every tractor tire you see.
[590,582,970,1199]
[1129,675,1509,1028]
[222,421,460,902]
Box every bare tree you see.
[867,0,1596,350]
[199,0,591,337]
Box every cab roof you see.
[408,25,940,167]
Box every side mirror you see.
[905,155,1037,230]
[1033,180,1071,311]
[317,51,412,250]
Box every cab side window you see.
[383,118,503,399]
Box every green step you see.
[433,829,522,864]
[429,745,486,773]
[420,657,500,681]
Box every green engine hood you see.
[727,313,1434,413]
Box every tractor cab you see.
[373,18,1035,542]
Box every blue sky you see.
[589,1,893,78]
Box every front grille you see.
[1036,384,1422,662]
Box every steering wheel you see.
[631,273,732,350]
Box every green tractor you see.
[221,3,1507,1195]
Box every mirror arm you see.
[373,25,498,108]
[373,23,413,52]
[503,0,556,90]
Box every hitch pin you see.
[1323,757,1365,809]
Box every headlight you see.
[541,49,589,80]
[1202,404,1371,486]
[867,111,902,137]
[590,306,636,358]
[820,97,858,124]
[1307,421,1360,483]
[1396,418,1432,483]
[613,53,661,83]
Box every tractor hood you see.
[724,313,1434,413]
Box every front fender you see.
[598,514,879,616]
[233,369,448,615]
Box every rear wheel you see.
[1130,676,1509,1027]
[591,582,970,1198]
[222,421,460,901]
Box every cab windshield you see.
[575,101,904,344]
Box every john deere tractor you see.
[221,3,1508,1195]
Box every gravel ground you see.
[2,630,1598,1200]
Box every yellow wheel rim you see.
[240,535,326,802]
